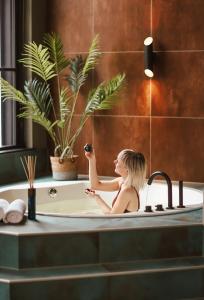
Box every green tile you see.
[0,283,10,300]
[99,225,203,263]
[10,277,108,300]
[109,268,204,300]
[0,234,19,268]
[19,232,99,268]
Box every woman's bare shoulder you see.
[121,185,135,195]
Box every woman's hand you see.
[84,147,96,161]
[85,188,111,213]
[85,188,97,198]
[85,188,102,206]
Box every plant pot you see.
[50,155,79,180]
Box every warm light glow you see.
[151,80,166,114]
[144,37,153,46]
[144,68,154,78]
[137,80,151,110]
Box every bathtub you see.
[0,179,203,218]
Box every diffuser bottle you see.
[28,187,36,220]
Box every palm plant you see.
[0,33,125,160]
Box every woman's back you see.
[112,183,140,213]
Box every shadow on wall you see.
[0,148,50,185]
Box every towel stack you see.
[0,199,26,224]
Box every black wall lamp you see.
[144,37,154,78]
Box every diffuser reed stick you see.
[20,155,37,188]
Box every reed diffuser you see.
[20,155,37,220]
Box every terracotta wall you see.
[48,0,204,182]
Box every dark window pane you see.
[0,0,17,148]
[0,0,15,68]
[0,71,16,146]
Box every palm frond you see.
[18,103,56,142]
[0,77,56,142]
[0,77,27,104]
[19,42,56,81]
[66,55,85,94]
[43,32,70,74]
[84,73,126,115]
[24,79,52,117]
[82,35,101,75]
[66,35,101,96]
[84,84,104,115]
[57,87,71,128]
[97,73,126,109]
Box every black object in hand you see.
[85,188,95,193]
[84,144,92,152]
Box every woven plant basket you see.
[50,155,79,180]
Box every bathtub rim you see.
[34,204,203,218]
[0,178,203,219]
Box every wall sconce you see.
[144,37,154,78]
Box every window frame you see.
[0,0,25,149]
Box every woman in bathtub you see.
[85,147,146,214]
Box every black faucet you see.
[147,171,174,209]
[177,180,185,208]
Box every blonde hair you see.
[118,149,146,191]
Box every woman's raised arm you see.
[85,148,121,191]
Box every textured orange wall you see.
[48,0,204,182]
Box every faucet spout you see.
[147,171,174,209]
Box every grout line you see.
[64,51,144,55]
[93,115,150,118]
[73,114,204,120]
[63,49,204,55]
[92,116,95,147]
[92,0,95,147]
[150,0,152,36]
[150,0,152,174]
[92,0,94,37]
[150,80,152,175]
[154,49,204,53]
[151,116,204,120]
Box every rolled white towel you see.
[0,199,9,221]
[3,199,26,224]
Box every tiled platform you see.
[0,257,204,300]
[0,177,203,299]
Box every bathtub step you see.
[0,224,202,269]
[0,256,204,300]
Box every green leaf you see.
[0,77,56,143]
[66,35,101,94]
[84,73,126,114]
[84,84,104,115]
[19,42,56,81]
[82,35,101,75]
[43,32,70,74]
[0,77,27,104]
[18,104,56,142]
[24,79,52,117]
[58,87,71,127]
[66,55,85,94]
[97,73,126,109]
